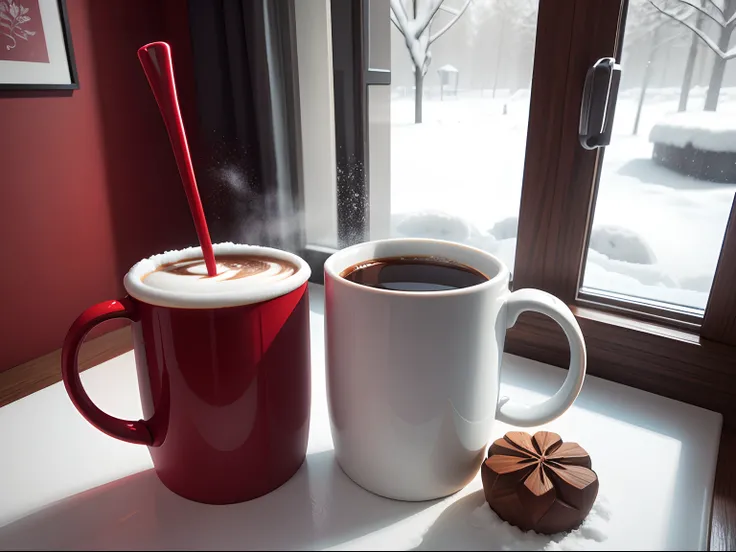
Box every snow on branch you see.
[726,9,736,25]
[649,0,736,58]
[390,0,446,41]
[667,0,728,25]
[390,0,410,33]
[390,10,402,32]
[430,0,472,44]
[705,0,727,18]
[437,3,460,15]
[412,0,444,40]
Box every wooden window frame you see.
[508,0,736,425]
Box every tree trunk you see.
[491,62,499,99]
[705,56,726,111]
[679,32,699,111]
[679,3,704,112]
[492,21,505,99]
[705,4,735,111]
[660,44,671,87]
[415,69,424,124]
[697,48,709,86]
[634,26,660,135]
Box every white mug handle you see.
[496,288,587,427]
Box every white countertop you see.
[0,285,723,550]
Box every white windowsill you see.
[0,284,722,550]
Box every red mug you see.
[61,243,311,504]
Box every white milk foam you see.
[124,242,311,309]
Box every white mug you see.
[324,238,586,501]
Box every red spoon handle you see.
[138,41,217,277]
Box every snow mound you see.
[585,251,678,289]
[391,210,505,260]
[493,237,517,272]
[589,225,657,265]
[679,273,715,293]
[649,112,736,152]
[393,211,478,242]
[489,216,519,240]
[509,89,531,102]
[465,233,500,255]
[583,255,707,309]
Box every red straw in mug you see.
[137,41,217,277]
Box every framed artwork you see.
[0,0,78,90]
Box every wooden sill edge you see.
[572,305,704,344]
[0,327,134,409]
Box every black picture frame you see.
[0,0,78,90]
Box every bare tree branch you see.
[662,0,727,25]
[390,10,402,32]
[390,0,410,33]
[625,1,686,47]
[705,0,726,17]
[654,28,693,48]
[412,0,445,40]
[626,20,688,47]
[649,0,736,58]
[438,3,460,15]
[400,0,412,19]
[429,0,472,44]
[725,0,736,26]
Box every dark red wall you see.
[0,0,198,371]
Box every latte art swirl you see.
[142,254,298,293]
[162,256,295,281]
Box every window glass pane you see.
[388,0,539,272]
[581,0,736,313]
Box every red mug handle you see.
[61,298,153,446]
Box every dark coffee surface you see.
[340,257,488,291]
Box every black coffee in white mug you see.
[340,257,488,291]
[324,238,588,501]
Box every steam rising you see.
[207,163,304,253]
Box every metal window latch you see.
[579,57,621,150]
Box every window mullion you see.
[513,0,624,302]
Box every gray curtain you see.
[187,0,303,252]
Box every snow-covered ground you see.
[389,86,736,311]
